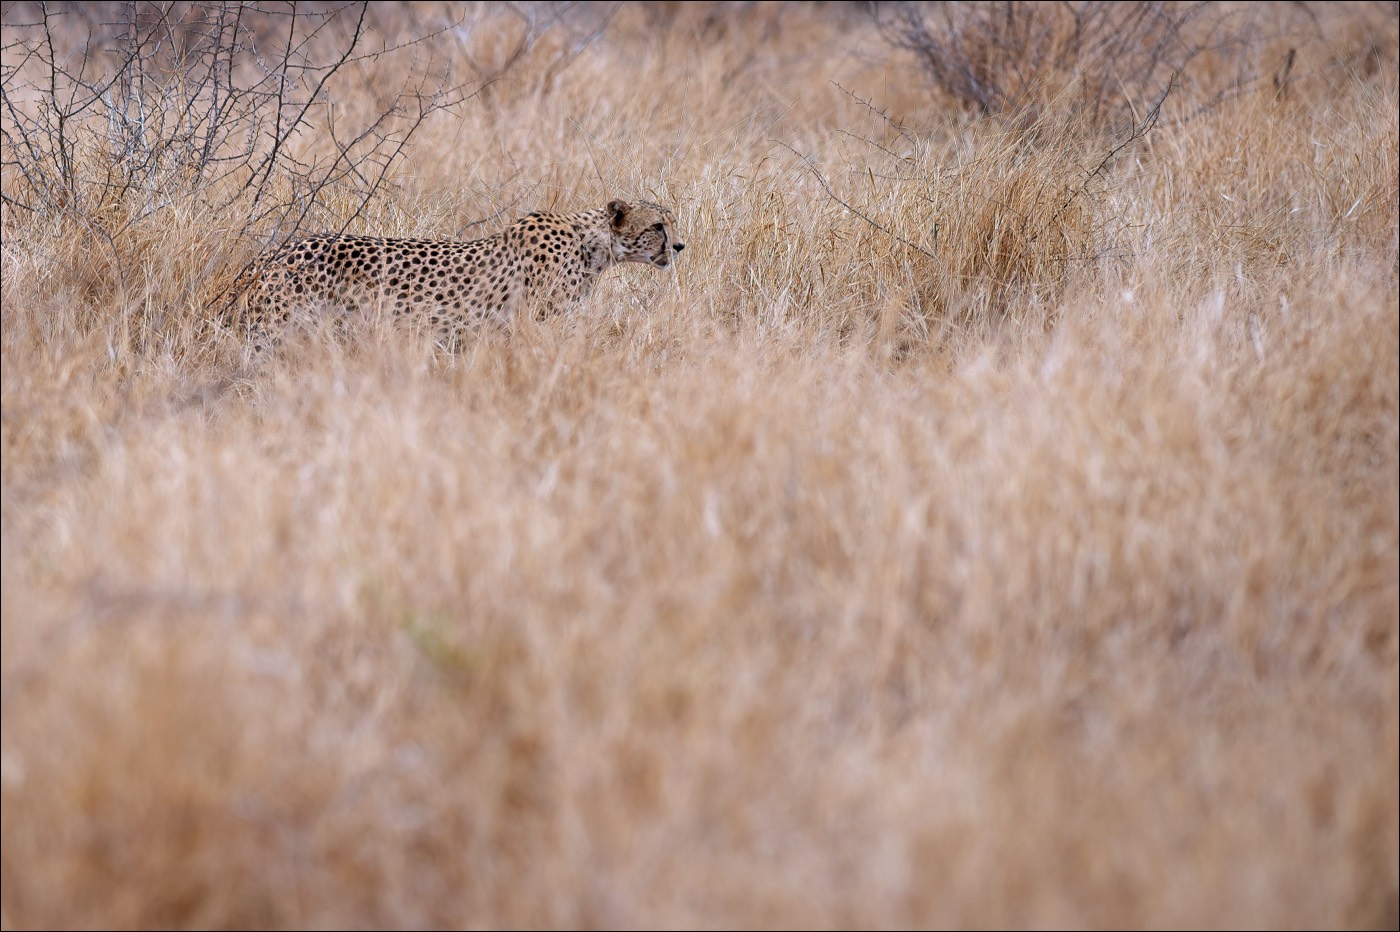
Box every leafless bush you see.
[1,1,476,271]
[873,1,1215,128]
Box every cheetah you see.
[228,199,684,349]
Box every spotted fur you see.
[228,199,684,349]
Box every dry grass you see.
[2,2,1398,928]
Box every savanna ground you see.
[2,1,1398,928]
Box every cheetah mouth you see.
[651,252,672,268]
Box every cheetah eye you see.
[651,223,665,233]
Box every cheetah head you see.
[608,199,685,269]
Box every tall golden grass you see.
[2,2,1397,928]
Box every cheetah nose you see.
[673,243,685,253]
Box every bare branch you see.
[778,140,937,261]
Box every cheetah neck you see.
[576,208,615,277]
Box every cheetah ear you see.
[607,199,629,230]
